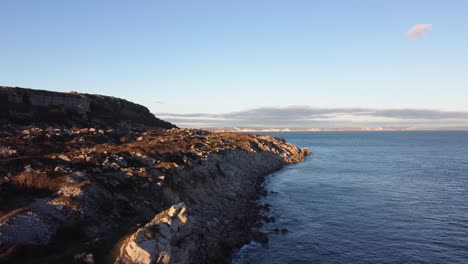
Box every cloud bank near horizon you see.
[156,106,468,128]
[406,24,432,38]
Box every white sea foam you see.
[231,241,262,264]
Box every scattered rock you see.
[57,154,71,162]
[74,252,95,264]
[24,164,34,173]
[0,146,17,158]
[114,202,190,264]
[0,121,309,263]
[252,231,269,244]
[262,203,271,212]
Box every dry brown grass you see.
[0,208,29,224]
[11,172,63,192]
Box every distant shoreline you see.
[205,127,468,133]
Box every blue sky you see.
[1,1,467,127]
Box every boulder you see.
[114,202,191,264]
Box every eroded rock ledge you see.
[1,127,309,263]
[0,86,176,130]
[0,86,309,263]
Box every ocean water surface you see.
[238,131,468,264]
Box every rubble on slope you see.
[0,127,309,263]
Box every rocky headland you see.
[0,86,175,131]
[0,87,309,264]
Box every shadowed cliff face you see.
[0,87,176,130]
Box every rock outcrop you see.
[0,86,176,130]
[115,202,190,264]
[0,88,310,263]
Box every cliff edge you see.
[0,88,310,264]
[0,86,176,130]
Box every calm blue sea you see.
[236,131,468,264]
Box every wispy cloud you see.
[406,24,432,39]
[156,106,468,128]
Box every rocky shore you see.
[0,87,309,264]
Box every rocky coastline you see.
[0,87,309,263]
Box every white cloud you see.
[406,24,432,39]
[157,106,468,128]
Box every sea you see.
[234,131,468,264]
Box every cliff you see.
[0,86,176,130]
[0,88,310,264]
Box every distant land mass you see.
[156,107,468,130]
[206,126,468,132]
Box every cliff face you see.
[0,87,176,129]
[0,88,310,263]
[0,128,309,263]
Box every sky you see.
[1,0,468,127]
